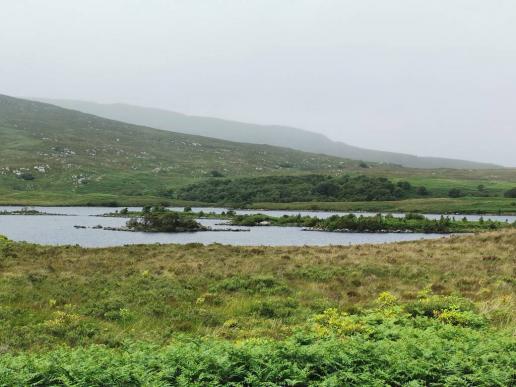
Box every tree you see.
[504,187,516,198]
[313,181,341,197]
[209,170,224,178]
[416,186,429,196]
[448,188,463,198]
[18,172,35,180]
[397,181,412,190]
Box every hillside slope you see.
[38,99,500,169]
[0,94,368,203]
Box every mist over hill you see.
[37,99,500,170]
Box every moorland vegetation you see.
[0,231,514,384]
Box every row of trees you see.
[178,175,431,204]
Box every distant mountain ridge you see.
[36,98,500,169]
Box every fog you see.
[1,0,515,166]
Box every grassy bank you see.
[251,197,516,215]
[0,191,202,207]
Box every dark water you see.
[1,206,511,248]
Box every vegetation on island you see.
[103,206,514,234]
[0,207,48,216]
[0,231,514,384]
[126,208,206,232]
[230,212,514,233]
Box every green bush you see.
[249,298,299,319]
[40,311,99,345]
[85,298,132,321]
[504,187,516,198]
[127,211,205,232]
[213,276,289,295]
[405,293,476,317]
[448,188,464,198]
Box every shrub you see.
[127,211,205,232]
[177,174,415,203]
[41,311,98,344]
[18,172,35,180]
[213,276,289,295]
[397,181,412,190]
[448,188,464,198]
[416,186,429,196]
[85,298,132,321]
[0,235,10,249]
[504,187,516,198]
[405,212,425,220]
[405,294,476,318]
[312,308,369,336]
[250,298,299,319]
[434,309,486,328]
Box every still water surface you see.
[1,206,512,248]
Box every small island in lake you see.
[102,206,515,234]
[126,210,207,232]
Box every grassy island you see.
[230,212,514,233]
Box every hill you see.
[0,94,373,204]
[37,98,500,169]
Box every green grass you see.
[0,230,514,350]
[251,197,516,214]
[0,231,514,384]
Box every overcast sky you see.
[1,0,515,166]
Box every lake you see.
[1,206,513,248]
